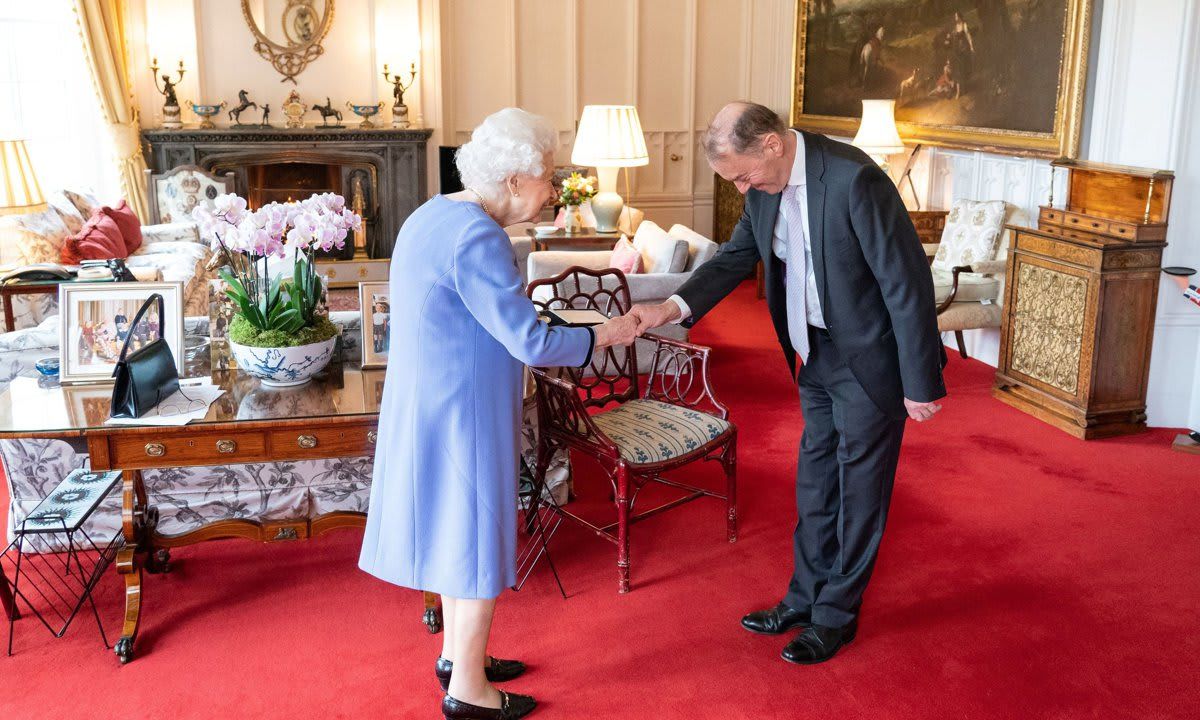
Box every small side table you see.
[3,469,124,656]
[527,227,623,253]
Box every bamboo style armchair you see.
[526,266,737,593]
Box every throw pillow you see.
[632,220,689,274]
[98,200,143,255]
[667,224,719,271]
[932,199,1007,272]
[610,236,642,275]
[62,189,101,219]
[0,205,72,264]
[62,212,127,264]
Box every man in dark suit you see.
[630,102,946,664]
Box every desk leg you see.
[422,592,442,634]
[0,564,17,620]
[2,294,13,333]
[114,470,149,664]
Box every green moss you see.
[229,315,339,348]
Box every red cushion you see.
[98,200,142,255]
[62,212,127,264]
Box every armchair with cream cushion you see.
[926,199,1019,359]
[527,221,718,352]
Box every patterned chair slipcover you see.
[2,313,570,548]
[145,165,236,225]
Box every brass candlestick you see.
[150,58,186,129]
[383,62,418,128]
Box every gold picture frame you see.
[358,281,390,369]
[791,0,1093,158]
[58,281,185,385]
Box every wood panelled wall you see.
[436,0,796,236]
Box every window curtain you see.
[72,0,148,221]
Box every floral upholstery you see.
[2,310,570,547]
[592,398,731,465]
[931,199,1007,272]
[0,197,214,329]
[148,168,235,225]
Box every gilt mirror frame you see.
[790,0,1093,158]
[241,0,335,84]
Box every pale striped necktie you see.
[783,185,810,364]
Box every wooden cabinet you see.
[908,209,949,246]
[993,160,1172,439]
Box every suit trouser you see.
[783,325,906,629]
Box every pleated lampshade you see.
[0,140,47,216]
[851,100,905,156]
[571,106,649,168]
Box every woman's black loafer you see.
[436,656,527,691]
[442,690,536,719]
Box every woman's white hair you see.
[455,108,559,189]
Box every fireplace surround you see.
[141,127,433,260]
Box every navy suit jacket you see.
[675,130,946,418]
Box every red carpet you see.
[3,280,1197,719]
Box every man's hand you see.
[593,314,639,349]
[904,398,942,422]
[628,301,682,335]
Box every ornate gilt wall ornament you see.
[1009,263,1087,394]
[241,0,335,84]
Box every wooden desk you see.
[0,360,442,663]
[527,227,622,253]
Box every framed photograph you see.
[791,0,1093,158]
[62,383,118,427]
[358,281,390,369]
[362,369,386,413]
[58,281,185,384]
[208,278,236,372]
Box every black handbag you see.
[109,293,180,419]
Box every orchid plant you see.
[193,193,362,342]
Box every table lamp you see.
[571,105,649,233]
[851,99,905,173]
[0,139,47,216]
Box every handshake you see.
[591,300,684,350]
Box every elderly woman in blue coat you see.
[359,107,637,720]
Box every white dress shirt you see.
[669,130,825,328]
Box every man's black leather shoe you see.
[442,691,536,719]
[781,620,858,665]
[741,602,811,635]
[436,656,527,692]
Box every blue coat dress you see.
[358,195,594,599]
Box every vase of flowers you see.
[193,192,362,387]
[558,172,597,233]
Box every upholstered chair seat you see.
[591,398,732,465]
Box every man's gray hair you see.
[702,102,787,159]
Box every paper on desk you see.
[105,381,227,426]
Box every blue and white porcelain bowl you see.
[229,336,337,388]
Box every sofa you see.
[0,188,214,330]
[526,221,718,353]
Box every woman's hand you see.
[592,314,639,349]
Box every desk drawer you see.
[110,430,270,468]
[268,424,377,459]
